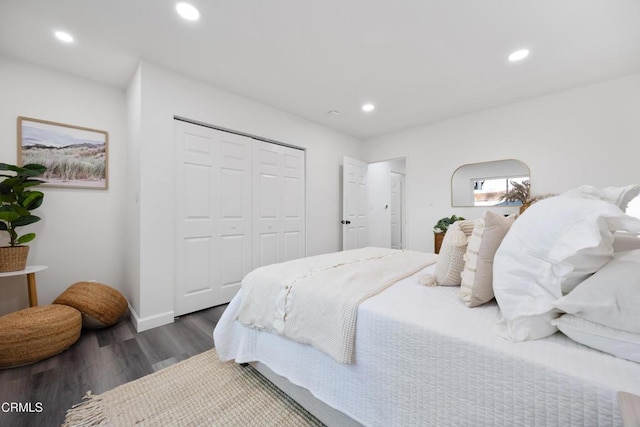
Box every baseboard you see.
[128,304,174,332]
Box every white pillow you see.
[561,184,640,212]
[613,232,640,252]
[460,211,515,307]
[552,315,640,363]
[553,249,640,334]
[433,220,475,286]
[492,197,640,342]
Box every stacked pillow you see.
[492,196,640,342]
[427,212,515,309]
[431,220,475,286]
[460,211,515,307]
[561,184,640,212]
[551,249,640,362]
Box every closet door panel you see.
[175,122,220,316]
[253,141,282,268]
[281,146,305,262]
[218,133,252,294]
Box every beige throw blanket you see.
[236,247,437,363]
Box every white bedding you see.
[215,264,640,426]
[237,247,437,363]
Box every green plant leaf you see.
[13,205,30,216]
[22,179,46,187]
[22,164,47,176]
[0,163,22,172]
[22,191,44,210]
[16,233,35,244]
[11,214,41,227]
[0,206,20,222]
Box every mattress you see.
[214,264,640,427]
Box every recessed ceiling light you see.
[362,103,375,112]
[176,2,200,21]
[54,31,74,43]
[508,49,530,62]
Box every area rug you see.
[63,349,323,426]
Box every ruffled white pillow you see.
[493,197,640,342]
[561,184,640,212]
[553,249,640,334]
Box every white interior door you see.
[390,172,404,249]
[280,145,306,262]
[174,121,251,316]
[253,141,306,268]
[342,156,368,250]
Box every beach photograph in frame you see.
[17,117,108,189]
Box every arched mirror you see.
[451,159,530,207]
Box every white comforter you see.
[216,263,640,427]
[237,247,437,363]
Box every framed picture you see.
[17,117,108,189]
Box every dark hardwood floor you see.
[0,304,228,427]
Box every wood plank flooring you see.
[0,304,228,427]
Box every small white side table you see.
[0,265,48,307]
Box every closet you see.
[174,120,305,316]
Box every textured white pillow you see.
[562,184,640,212]
[460,211,515,307]
[433,220,475,286]
[553,249,640,334]
[493,197,640,342]
[552,315,640,363]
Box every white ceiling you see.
[1,1,639,139]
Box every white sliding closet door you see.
[175,120,305,316]
[253,141,305,269]
[174,121,252,316]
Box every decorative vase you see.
[0,246,29,272]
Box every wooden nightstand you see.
[618,392,640,427]
[434,232,445,254]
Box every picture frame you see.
[17,116,108,189]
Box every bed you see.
[214,193,640,427]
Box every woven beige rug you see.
[63,349,323,426]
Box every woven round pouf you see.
[0,305,81,369]
[54,281,127,329]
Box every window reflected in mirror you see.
[473,176,528,206]
[451,159,530,207]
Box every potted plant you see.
[500,179,530,213]
[500,179,556,214]
[433,215,465,234]
[0,162,46,272]
[433,215,465,254]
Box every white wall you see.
[0,55,128,315]
[129,61,363,330]
[125,66,142,316]
[363,73,640,253]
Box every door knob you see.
[341,220,351,225]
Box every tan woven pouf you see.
[54,281,128,329]
[0,305,82,369]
